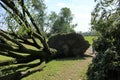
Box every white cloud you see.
[56,2,69,8]
[44,0,50,2]
[64,4,92,32]
[73,13,91,32]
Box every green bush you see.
[87,46,120,80]
[87,34,120,80]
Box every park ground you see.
[22,46,93,80]
[0,36,96,80]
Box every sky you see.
[44,0,96,32]
[0,0,96,32]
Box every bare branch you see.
[1,30,42,49]
[0,55,39,66]
[18,0,25,16]
[0,30,26,49]
[0,51,25,58]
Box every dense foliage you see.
[48,33,90,58]
[87,0,120,80]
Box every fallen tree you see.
[0,0,55,79]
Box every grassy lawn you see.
[0,56,92,80]
[22,57,92,80]
[0,36,94,80]
[84,36,97,45]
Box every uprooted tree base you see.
[48,33,90,58]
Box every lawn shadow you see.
[0,67,44,80]
[0,62,45,80]
[54,52,94,62]
[54,56,89,61]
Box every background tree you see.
[0,0,55,79]
[48,7,77,35]
[87,0,120,80]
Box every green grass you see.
[0,36,94,80]
[84,36,97,45]
[0,56,92,80]
[22,57,92,80]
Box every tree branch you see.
[0,0,32,32]
[0,2,25,28]
[1,29,42,49]
[0,51,25,59]
[0,55,39,66]
[0,30,26,50]
[18,0,25,16]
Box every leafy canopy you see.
[87,0,120,80]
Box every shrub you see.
[87,36,120,80]
[87,47,120,80]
